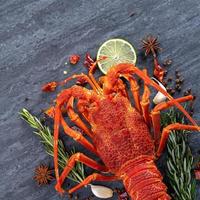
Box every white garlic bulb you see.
[152,77,167,104]
[90,184,113,199]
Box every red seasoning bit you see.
[76,76,88,86]
[84,53,95,70]
[42,81,57,92]
[195,169,200,180]
[69,54,80,65]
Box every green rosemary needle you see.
[161,107,196,200]
[19,108,85,183]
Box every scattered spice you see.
[162,80,167,87]
[170,89,176,95]
[69,54,80,65]
[175,69,179,74]
[175,84,181,92]
[33,164,54,185]
[74,194,79,200]
[42,82,57,92]
[195,169,200,180]
[84,53,95,70]
[142,36,161,57]
[175,72,181,78]
[163,59,172,66]
[164,70,168,77]
[167,77,173,82]
[67,193,73,199]
[76,76,88,86]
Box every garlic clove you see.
[152,77,167,104]
[90,184,113,199]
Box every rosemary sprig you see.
[161,107,196,200]
[19,108,85,183]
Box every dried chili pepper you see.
[69,54,80,65]
[142,35,165,82]
[84,53,95,71]
[42,81,57,92]
[195,163,200,180]
[76,76,88,86]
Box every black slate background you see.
[1,0,200,200]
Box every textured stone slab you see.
[0,0,200,199]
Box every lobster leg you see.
[69,173,117,194]
[140,69,151,126]
[151,95,194,146]
[67,96,93,138]
[60,115,97,155]
[123,75,141,112]
[55,153,108,193]
[54,86,99,190]
[156,123,200,157]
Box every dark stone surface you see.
[0,0,200,199]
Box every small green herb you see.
[20,108,85,183]
[161,107,196,200]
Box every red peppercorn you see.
[69,54,80,65]
[42,81,57,92]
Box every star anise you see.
[142,36,161,57]
[33,164,54,185]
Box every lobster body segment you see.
[92,96,155,172]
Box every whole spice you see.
[76,76,88,86]
[69,54,80,65]
[142,36,161,57]
[163,59,172,66]
[42,81,57,92]
[34,164,54,185]
[84,53,95,70]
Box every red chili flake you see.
[69,54,80,65]
[195,169,200,180]
[84,53,95,70]
[42,81,57,92]
[153,58,165,82]
[76,76,88,86]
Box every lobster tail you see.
[119,156,171,200]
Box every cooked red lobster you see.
[44,63,200,199]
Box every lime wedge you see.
[97,38,137,74]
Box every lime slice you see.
[97,38,137,74]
